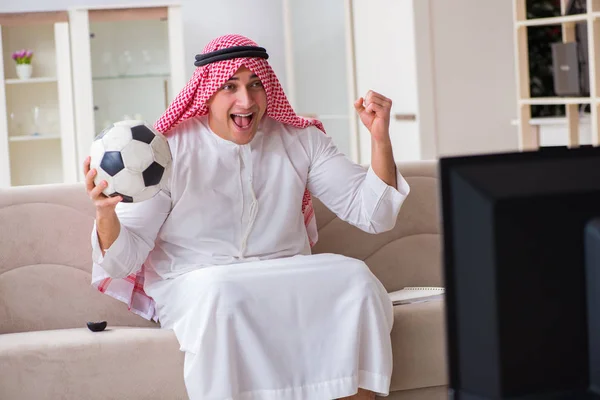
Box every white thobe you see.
[91,115,410,400]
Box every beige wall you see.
[430,0,519,157]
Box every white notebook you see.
[388,286,444,305]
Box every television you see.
[440,146,600,399]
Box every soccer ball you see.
[89,120,171,203]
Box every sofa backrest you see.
[0,161,441,334]
[0,183,157,334]
[312,161,442,292]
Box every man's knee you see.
[204,276,247,316]
[343,259,378,289]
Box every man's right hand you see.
[84,156,122,215]
[84,156,122,254]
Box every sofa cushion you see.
[0,327,187,400]
[0,300,447,399]
[389,300,448,391]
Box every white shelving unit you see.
[513,0,600,150]
[519,97,593,105]
[0,11,76,187]
[69,3,185,181]
[0,5,184,187]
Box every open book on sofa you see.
[388,287,444,305]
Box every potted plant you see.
[12,49,34,80]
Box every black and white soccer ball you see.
[89,120,172,203]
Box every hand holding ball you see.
[88,120,172,203]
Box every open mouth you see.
[231,112,254,130]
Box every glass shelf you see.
[9,134,61,142]
[92,73,169,81]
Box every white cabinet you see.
[0,12,76,187]
[283,0,358,161]
[349,0,438,163]
[283,0,437,164]
[69,4,186,181]
[0,5,185,187]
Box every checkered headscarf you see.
[91,34,323,320]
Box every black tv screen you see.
[440,146,600,399]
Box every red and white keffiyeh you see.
[92,34,325,321]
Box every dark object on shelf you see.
[527,1,564,117]
[552,42,582,96]
[441,146,600,400]
[566,0,587,15]
[576,21,590,97]
[86,321,107,332]
[551,42,580,95]
[551,22,589,98]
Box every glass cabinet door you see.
[285,0,357,162]
[89,16,171,134]
[69,5,185,181]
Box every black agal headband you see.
[194,46,269,67]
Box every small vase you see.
[16,64,32,80]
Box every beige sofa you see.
[0,161,447,400]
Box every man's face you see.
[207,66,267,145]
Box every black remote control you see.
[86,321,107,332]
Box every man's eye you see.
[222,84,234,90]
[251,81,263,88]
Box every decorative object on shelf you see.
[141,49,152,66]
[11,49,34,80]
[117,50,133,76]
[513,0,600,151]
[566,0,586,14]
[31,106,41,136]
[8,111,24,136]
[527,0,565,117]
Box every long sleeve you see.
[91,190,172,279]
[304,127,410,234]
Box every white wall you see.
[178,0,287,84]
[0,0,521,158]
[0,0,289,91]
[430,0,518,157]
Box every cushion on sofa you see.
[0,327,187,400]
[389,300,448,392]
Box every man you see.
[86,34,410,400]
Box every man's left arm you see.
[304,90,410,234]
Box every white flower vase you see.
[16,64,32,80]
